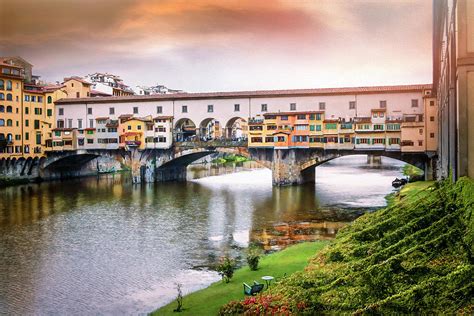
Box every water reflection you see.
[0,155,404,314]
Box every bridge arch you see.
[43,153,100,170]
[224,117,247,140]
[174,118,197,142]
[198,118,220,141]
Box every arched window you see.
[7,133,12,141]
[6,119,12,126]
[47,96,52,104]
[0,93,4,100]
[6,93,12,101]
[0,133,4,139]
[6,106,12,113]
[0,80,4,90]
[0,119,4,126]
[6,80,12,91]
[0,105,4,112]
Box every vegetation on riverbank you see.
[152,241,329,315]
[211,155,250,164]
[221,178,474,314]
[402,164,424,180]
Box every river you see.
[0,155,405,315]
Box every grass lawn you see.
[386,180,436,207]
[152,241,329,315]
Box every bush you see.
[246,246,262,271]
[215,256,237,283]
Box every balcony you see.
[125,140,141,146]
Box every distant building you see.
[85,73,134,97]
[134,84,183,95]
[62,76,92,98]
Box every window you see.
[24,95,29,101]
[0,105,3,112]
[319,102,325,110]
[419,128,423,135]
[418,140,423,146]
[373,138,385,144]
[77,119,82,129]
[6,93,12,101]
[0,119,3,126]
[411,99,419,107]
[430,100,435,106]
[31,96,36,102]
[68,119,73,128]
[87,108,92,115]
[34,108,42,115]
[316,113,322,120]
[58,108,64,115]
[0,93,3,100]
[290,103,296,111]
[380,100,387,108]
[389,138,400,145]
[36,133,41,145]
[109,107,115,115]
[56,120,63,128]
[89,119,94,128]
[25,107,29,114]
[16,96,18,102]
[373,124,384,130]
[47,96,52,104]
[34,120,40,129]
[47,109,52,117]
[6,106,12,113]
[76,92,80,98]
[280,115,288,121]
[295,125,307,131]
[182,105,188,113]
[128,125,131,130]
[234,104,240,112]
[430,116,435,122]
[297,114,306,120]
[349,101,356,109]
[430,133,435,138]
[6,80,12,90]
[265,136,274,143]
[87,139,94,144]
[208,104,213,112]
[0,80,3,89]
[25,132,29,141]
[251,137,263,143]
[133,107,138,114]
[137,125,142,130]
[38,96,43,103]
[261,104,267,112]
[316,125,322,131]
[157,106,163,114]
[25,119,29,127]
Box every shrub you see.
[246,246,262,271]
[215,256,237,283]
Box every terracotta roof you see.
[0,61,23,69]
[122,132,141,136]
[264,110,325,117]
[55,84,433,105]
[106,122,119,128]
[85,128,96,131]
[43,84,65,92]
[95,117,110,121]
[323,119,339,123]
[118,114,133,118]
[63,76,93,85]
[52,128,75,131]
[354,117,372,123]
[90,89,112,96]
[153,116,173,120]
[371,108,387,112]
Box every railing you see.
[175,139,247,148]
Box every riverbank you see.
[220,178,474,314]
[152,241,329,315]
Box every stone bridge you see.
[0,141,436,186]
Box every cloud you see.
[0,0,432,91]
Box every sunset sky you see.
[0,0,432,92]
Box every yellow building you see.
[0,57,68,159]
[308,111,325,148]
[63,77,92,98]
[0,61,23,158]
[119,117,151,150]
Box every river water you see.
[0,155,405,315]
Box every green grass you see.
[222,177,474,314]
[402,164,424,178]
[152,241,329,315]
[385,180,435,207]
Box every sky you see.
[0,0,432,92]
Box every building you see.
[62,76,92,98]
[433,0,474,179]
[0,57,67,159]
[85,73,134,97]
[54,84,436,155]
[134,84,183,96]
